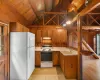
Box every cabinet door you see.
[60,53,64,72]
[64,56,77,79]
[48,30,52,37]
[42,30,48,37]
[52,51,59,66]
[36,30,42,43]
[27,47,35,79]
[35,51,41,66]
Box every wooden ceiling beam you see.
[68,0,85,12]
[44,12,67,14]
[82,26,100,30]
[72,0,100,23]
[88,13,100,15]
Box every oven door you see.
[41,51,52,61]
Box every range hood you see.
[41,37,52,45]
[42,37,51,40]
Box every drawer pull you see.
[71,64,73,68]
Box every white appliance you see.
[10,32,35,80]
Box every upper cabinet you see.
[42,30,48,37]
[29,26,67,47]
[36,30,42,43]
[10,22,29,32]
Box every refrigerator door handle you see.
[29,36,30,47]
[29,48,30,58]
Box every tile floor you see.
[29,67,76,80]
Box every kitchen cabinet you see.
[30,27,67,47]
[36,30,42,46]
[60,52,78,79]
[42,30,48,37]
[52,51,60,66]
[60,53,64,72]
[35,51,41,66]
[64,55,77,79]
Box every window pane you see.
[0,50,4,56]
[0,26,4,56]
[0,36,4,46]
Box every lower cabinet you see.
[35,51,41,66]
[60,53,64,72]
[60,53,78,79]
[35,51,78,79]
[52,51,60,66]
[64,55,78,79]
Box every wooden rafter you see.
[88,14,100,25]
[72,0,100,23]
[45,14,57,25]
[82,26,100,30]
[88,13,100,15]
[44,12,67,14]
[89,16,99,25]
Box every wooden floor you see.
[83,56,100,80]
[29,56,100,80]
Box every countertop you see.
[35,47,78,56]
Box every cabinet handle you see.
[71,64,73,68]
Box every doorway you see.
[0,22,9,80]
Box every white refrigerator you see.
[10,32,35,80]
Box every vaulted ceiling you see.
[0,0,99,26]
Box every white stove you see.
[41,45,53,68]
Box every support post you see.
[77,15,82,80]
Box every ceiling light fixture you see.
[66,20,71,25]
[63,24,67,27]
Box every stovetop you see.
[41,45,52,51]
[42,48,51,52]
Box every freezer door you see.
[27,32,35,47]
[27,47,35,79]
[10,32,27,48]
[10,32,27,80]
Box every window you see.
[0,26,4,56]
[97,34,100,55]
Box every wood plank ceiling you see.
[2,0,61,25]
[1,0,99,26]
[1,0,74,25]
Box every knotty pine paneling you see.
[29,25,67,47]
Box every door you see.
[27,47,35,79]
[10,32,27,80]
[52,51,59,66]
[27,32,35,47]
[35,51,41,66]
[64,56,77,79]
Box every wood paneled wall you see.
[68,30,97,59]
[68,30,97,49]
[9,22,29,32]
[29,25,67,47]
